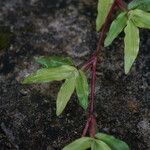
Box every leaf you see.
[104,12,127,47]
[56,75,77,116]
[91,140,111,150]
[63,137,91,150]
[22,65,76,84]
[124,20,139,74]
[96,0,114,31]
[129,9,150,29]
[75,70,89,110]
[36,56,74,68]
[95,133,130,150]
[128,0,150,11]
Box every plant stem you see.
[96,1,117,54]
[82,117,91,137]
[89,58,97,114]
[82,0,126,137]
[116,0,127,11]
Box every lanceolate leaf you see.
[76,70,89,110]
[22,65,76,84]
[124,20,139,74]
[91,140,111,150]
[56,75,77,116]
[36,56,74,68]
[128,0,150,11]
[129,9,150,29]
[104,12,127,47]
[95,133,130,150]
[63,137,91,150]
[96,0,114,31]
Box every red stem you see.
[81,55,95,70]
[89,58,97,114]
[89,115,96,137]
[81,0,126,137]
[82,117,91,137]
[116,0,127,11]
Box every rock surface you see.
[0,0,149,149]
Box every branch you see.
[81,0,127,137]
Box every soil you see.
[0,0,149,150]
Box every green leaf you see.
[128,0,150,11]
[96,0,114,31]
[75,70,89,110]
[129,9,150,29]
[22,65,76,84]
[63,137,91,150]
[56,75,77,116]
[104,12,127,47]
[36,56,74,68]
[91,140,111,150]
[95,133,130,150]
[124,20,139,74]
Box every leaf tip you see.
[96,18,102,32]
[35,56,42,63]
[104,40,110,47]
[124,64,131,75]
[125,71,129,75]
[21,75,34,84]
[21,78,28,84]
[81,105,88,110]
[56,108,62,116]
[56,112,60,116]
[96,25,100,32]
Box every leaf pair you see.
[96,0,150,74]
[23,56,89,116]
[104,8,150,74]
[63,133,130,150]
[56,69,89,116]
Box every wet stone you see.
[0,0,150,150]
